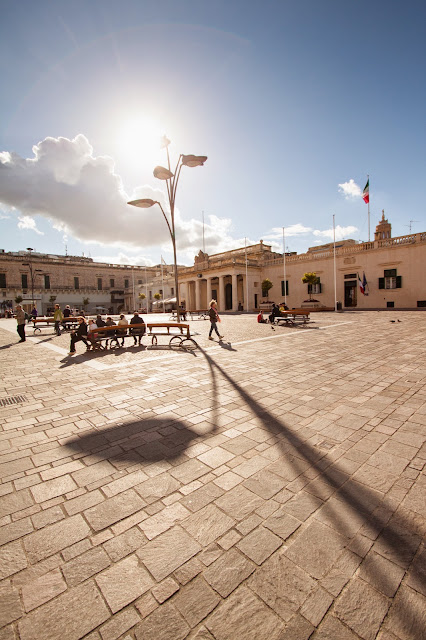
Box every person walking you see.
[53,304,63,336]
[208,299,223,341]
[15,304,26,342]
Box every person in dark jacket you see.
[68,317,89,354]
[130,311,146,345]
[208,300,223,341]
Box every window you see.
[171,287,174,295]
[281,280,289,296]
[138,279,142,285]
[21,274,28,289]
[344,273,357,279]
[44,275,50,290]
[417,301,426,307]
[110,278,115,288]
[379,269,401,290]
[308,278,322,294]
[97,278,102,290]
[387,301,394,308]
[124,279,129,288]
[149,290,152,299]
[74,277,80,289]
[0,273,6,288]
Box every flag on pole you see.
[358,273,365,295]
[161,256,167,265]
[362,179,369,204]
[362,272,369,296]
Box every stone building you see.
[0,251,157,316]
[177,216,426,311]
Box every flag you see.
[362,179,369,204]
[161,256,167,265]
[362,272,369,296]
[358,273,365,295]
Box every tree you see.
[138,293,146,301]
[261,278,273,298]
[82,297,90,310]
[301,272,319,301]
[49,295,57,304]
[14,295,23,304]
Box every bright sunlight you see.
[117,116,166,167]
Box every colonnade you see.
[180,272,253,312]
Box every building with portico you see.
[176,214,426,312]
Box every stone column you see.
[232,274,238,311]
[206,277,212,308]
[195,278,201,310]
[218,276,225,312]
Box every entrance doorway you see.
[344,280,357,307]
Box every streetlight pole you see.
[22,247,43,312]
[128,137,207,323]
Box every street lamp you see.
[128,136,207,323]
[22,248,43,311]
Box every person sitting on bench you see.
[130,311,146,345]
[68,317,89,355]
[117,314,129,346]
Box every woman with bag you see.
[208,299,224,341]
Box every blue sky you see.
[1,0,425,265]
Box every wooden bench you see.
[146,322,197,349]
[169,310,208,321]
[31,317,79,333]
[274,310,311,326]
[85,323,198,351]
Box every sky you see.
[1,0,425,266]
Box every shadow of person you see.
[218,340,237,351]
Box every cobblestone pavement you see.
[0,311,425,640]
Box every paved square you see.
[0,311,425,639]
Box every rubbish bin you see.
[336,301,342,311]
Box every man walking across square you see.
[15,304,26,342]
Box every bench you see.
[31,317,79,333]
[146,322,197,349]
[169,310,208,321]
[85,323,198,351]
[274,310,311,326]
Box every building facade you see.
[0,251,157,315]
[177,215,426,312]
[2,215,425,316]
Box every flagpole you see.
[161,259,165,313]
[202,211,205,254]
[282,227,287,306]
[367,174,370,242]
[333,214,337,312]
[245,238,249,312]
[145,266,148,314]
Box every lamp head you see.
[160,135,171,149]
[181,155,207,168]
[128,198,158,209]
[153,166,174,180]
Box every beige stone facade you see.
[177,221,426,312]
[0,251,157,315]
[2,216,425,315]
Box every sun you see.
[117,116,165,167]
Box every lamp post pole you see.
[128,137,207,323]
[22,247,43,312]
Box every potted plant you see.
[301,272,319,301]
[261,278,273,299]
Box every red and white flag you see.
[362,179,369,204]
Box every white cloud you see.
[264,224,313,240]
[91,252,154,266]
[313,225,358,240]
[338,179,362,199]
[0,134,234,260]
[17,215,44,235]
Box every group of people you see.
[257,302,289,324]
[68,311,145,355]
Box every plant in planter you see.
[261,278,273,299]
[82,297,90,311]
[14,295,23,304]
[301,272,319,301]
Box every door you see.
[225,283,232,310]
[344,280,357,307]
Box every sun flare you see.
[117,116,166,166]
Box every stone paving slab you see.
[0,311,425,639]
